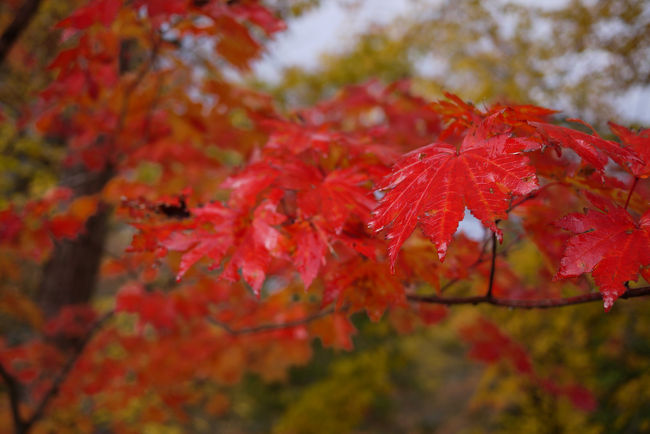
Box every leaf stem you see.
[624,177,639,210]
[487,231,497,299]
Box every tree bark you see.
[0,0,44,66]
[35,35,148,317]
[37,166,113,317]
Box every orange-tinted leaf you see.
[309,313,356,351]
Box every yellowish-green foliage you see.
[0,123,62,206]
[272,349,390,434]
[0,1,83,206]
[0,1,80,111]
[263,32,413,107]
[613,372,650,432]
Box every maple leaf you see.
[555,193,650,311]
[530,120,643,172]
[608,122,650,178]
[309,313,356,351]
[263,120,333,155]
[221,161,279,208]
[161,202,235,280]
[371,119,538,268]
[297,167,376,234]
[289,221,328,290]
[323,257,405,321]
[221,191,288,296]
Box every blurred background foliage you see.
[218,303,650,433]
[262,0,649,128]
[0,0,81,205]
[1,0,649,432]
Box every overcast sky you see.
[254,0,416,82]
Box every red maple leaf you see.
[161,202,235,280]
[555,193,650,311]
[531,120,642,172]
[297,167,375,234]
[221,191,288,296]
[288,221,328,290]
[608,122,650,178]
[371,119,538,268]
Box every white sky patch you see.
[457,209,486,241]
[254,0,423,82]
[614,86,650,124]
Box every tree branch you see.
[407,286,650,309]
[0,0,44,66]
[209,307,338,335]
[0,360,27,434]
[22,311,114,432]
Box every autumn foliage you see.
[0,0,649,432]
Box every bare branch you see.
[0,359,27,434]
[407,286,650,309]
[209,307,338,335]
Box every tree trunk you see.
[37,166,113,317]
[0,0,44,65]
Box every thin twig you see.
[407,286,650,309]
[437,232,523,295]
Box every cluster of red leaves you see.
[133,89,650,313]
[114,79,648,424]
[2,0,650,429]
[370,102,650,310]
[126,81,450,323]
